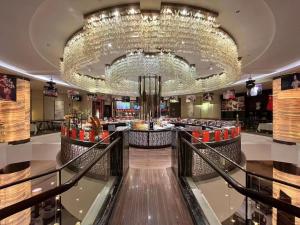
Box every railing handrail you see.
[181,129,300,190]
[0,136,121,221]
[0,131,118,190]
[181,137,300,218]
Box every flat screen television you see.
[121,96,130,102]
[223,89,235,100]
[0,74,17,101]
[186,95,196,103]
[116,101,130,110]
[71,95,82,101]
[160,102,167,110]
[203,93,214,101]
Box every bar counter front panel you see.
[129,129,172,149]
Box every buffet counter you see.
[60,118,242,181]
[129,128,172,149]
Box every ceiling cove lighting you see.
[0,60,70,87]
[234,59,300,85]
[61,3,241,95]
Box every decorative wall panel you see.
[61,137,110,180]
[273,78,300,143]
[0,77,30,143]
[272,167,300,225]
[129,130,172,148]
[192,137,242,181]
[0,162,31,225]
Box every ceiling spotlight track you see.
[61,3,241,96]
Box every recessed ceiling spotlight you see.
[235,10,240,14]
[181,41,185,44]
[108,43,112,48]
[209,66,213,70]
[88,68,92,72]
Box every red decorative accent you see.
[202,131,210,142]
[267,95,273,111]
[79,130,84,141]
[223,129,229,140]
[71,128,77,139]
[192,131,200,143]
[214,130,221,142]
[89,130,95,142]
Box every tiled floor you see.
[241,132,300,164]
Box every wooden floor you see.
[108,148,194,225]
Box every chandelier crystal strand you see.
[61,4,241,96]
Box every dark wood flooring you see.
[108,148,194,225]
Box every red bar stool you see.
[102,130,110,144]
[214,130,221,142]
[79,129,84,141]
[89,130,95,142]
[230,128,236,138]
[235,126,240,136]
[71,128,77,139]
[192,131,200,143]
[202,130,210,142]
[223,129,229,140]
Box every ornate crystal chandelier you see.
[105,50,197,96]
[61,3,241,96]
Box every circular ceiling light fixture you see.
[61,3,241,96]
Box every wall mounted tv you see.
[203,93,214,101]
[0,74,17,101]
[121,96,130,102]
[116,101,130,110]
